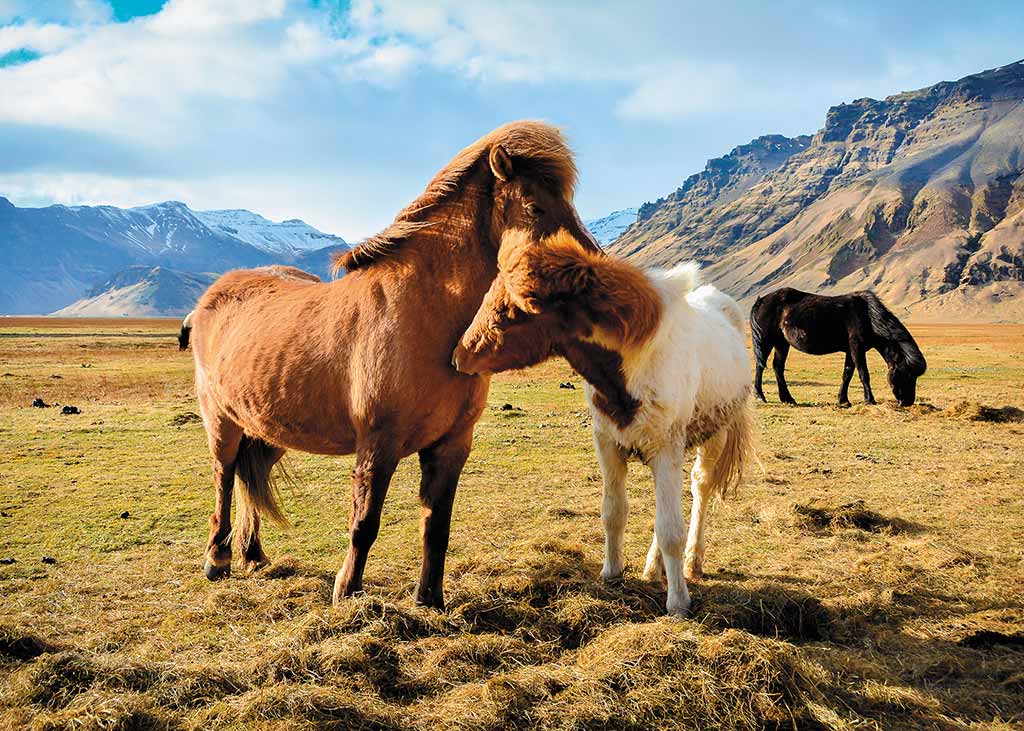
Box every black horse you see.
[750,288,926,407]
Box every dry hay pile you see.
[2,538,1022,730]
[792,500,914,535]
[941,401,1024,423]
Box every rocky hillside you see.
[0,199,347,314]
[53,266,218,317]
[611,60,1024,321]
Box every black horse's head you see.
[864,293,926,407]
[888,353,926,406]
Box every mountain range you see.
[610,59,1024,321]
[0,199,348,316]
[4,60,1022,320]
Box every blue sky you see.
[0,1,1022,238]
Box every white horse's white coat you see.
[585,264,755,616]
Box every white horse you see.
[452,229,756,616]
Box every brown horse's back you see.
[192,262,489,457]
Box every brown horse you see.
[189,121,600,608]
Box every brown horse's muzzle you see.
[451,345,478,375]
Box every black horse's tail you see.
[178,310,195,351]
[862,293,926,375]
[748,298,771,368]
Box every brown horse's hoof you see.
[414,586,446,611]
[242,558,270,574]
[204,559,231,581]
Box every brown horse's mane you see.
[333,120,578,272]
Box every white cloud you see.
[0,2,297,137]
[614,62,742,121]
[150,0,287,34]
[0,20,79,54]
[0,0,111,25]
[2,0,1022,237]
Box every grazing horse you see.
[750,288,926,407]
[178,310,194,350]
[189,121,600,609]
[452,231,756,617]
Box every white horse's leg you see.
[685,435,722,582]
[642,532,664,582]
[595,429,629,581]
[649,448,690,617]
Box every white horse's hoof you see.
[642,561,664,582]
[600,563,625,582]
[666,592,691,618]
[684,555,703,582]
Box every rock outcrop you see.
[612,60,1024,321]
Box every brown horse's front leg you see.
[333,449,398,604]
[415,431,472,610]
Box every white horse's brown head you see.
[452,229,661,376]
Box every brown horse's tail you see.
[234,435,289,552]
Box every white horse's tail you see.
[705,400,758,501]
[663,262,701,296]
[178,310,195,351]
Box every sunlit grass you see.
[1,319,1022,730]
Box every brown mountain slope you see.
[611,60,1024,321]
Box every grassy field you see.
[1,318,1022,731]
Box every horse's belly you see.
[246,411,357,455]
[782,322,845,355]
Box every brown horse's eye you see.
[527,202,544,217]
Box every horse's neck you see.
[877,340,903,367]
[560,339,641,428]
[398,189,498,326]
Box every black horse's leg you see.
[333,446,398,604]
[415,427,472,610]
[838,351,855,407]
[754,362,767,402]
[773,341,796,404]
[854,347,876,404]
[753,342,771,403]
[751,325,772,403]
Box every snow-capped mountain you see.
[585,208,639,247]
[194,209,345,256]
[0,197,349,314]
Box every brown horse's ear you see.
[489,144,514,181]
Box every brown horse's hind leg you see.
[415,429,473,610]
[333,447,398,604]
[202,411,244,580]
